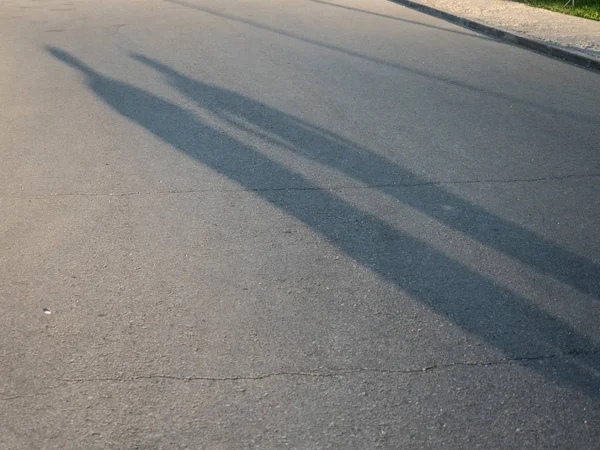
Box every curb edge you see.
[390,0,600,72]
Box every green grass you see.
[522,0,600,20]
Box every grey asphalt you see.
[1,0,600,448]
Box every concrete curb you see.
[390,0,600,72]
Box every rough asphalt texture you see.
[393,0,600,59]
[1,0,600,448]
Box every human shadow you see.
[47,47,600,397]
[132,53,600,302]
[165,0,600,127]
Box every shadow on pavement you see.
[131,53,600,302]
[304,0,494,41]
[47,46,600,397]
[165,0,600,127]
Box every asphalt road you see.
[1,0,600,448]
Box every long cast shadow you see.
[304,0,494,41]
[132,54,600,302]
[165,0,600,127]
[47,47,600,397]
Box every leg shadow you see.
[132,53,600,302]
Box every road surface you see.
[1,0,599,448]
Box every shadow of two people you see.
[47,46,600,398]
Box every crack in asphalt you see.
[2,172,599,200]
[0,392,50,401]
[58,349,600,385]
[2,350,596,400]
